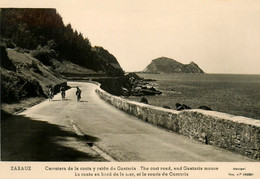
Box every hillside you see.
[1,45,66,103]
[0,8,124,77]
[143,57,204,74]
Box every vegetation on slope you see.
[0,43,66,104]
[0,8,124,76]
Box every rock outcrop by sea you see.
[143,57,204,74]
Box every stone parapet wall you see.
[95,86,260,160]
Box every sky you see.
[1,0,260,74]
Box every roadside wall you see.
[95,86,260,160]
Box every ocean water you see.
[130,73,260,120]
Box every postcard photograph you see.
[0,0,259,178]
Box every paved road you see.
[4,82,253,161]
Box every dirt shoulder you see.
[1,97,45,115]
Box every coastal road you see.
[4,82,253,161]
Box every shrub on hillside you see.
[28,60,43,75]
[0,69,45,103]
[0,42,16,71]
[31,41,57,66]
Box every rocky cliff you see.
[143,57,204,74]
[92,46,124,77]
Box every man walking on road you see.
[48,85,54,101]
[60,86,66,100]
[76,87,82,102]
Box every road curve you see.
[19,81,253,162]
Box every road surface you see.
[2,82,253,161]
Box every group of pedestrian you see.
[48,85,82,102]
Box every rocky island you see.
[143,57,204,74]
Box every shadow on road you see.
[79,101,88,103]
[83,134,99,142]
[1,110,106,161]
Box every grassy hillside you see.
[0,8,124,77]
[1,44,66,103]
[1,42,105,114]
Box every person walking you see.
[48,85,54,101]
[60,86,66,100]
[76,87,82,102]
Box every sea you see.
[129,73,260,120]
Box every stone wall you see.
[95,86,260,160]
